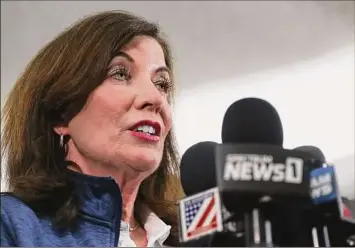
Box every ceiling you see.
[1,1,354,99]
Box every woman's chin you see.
[125,149,162,172]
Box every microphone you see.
[265,145,329,247]
[179,141,220,245]
[291,145,333,247]
[309,165,337,247]
[179,98,354,246]
[178,141,244,246]
[180,141,217,197]
[295,146,326,167]
[217,97,305,247]
[294,145,355,247]
[221,97,283,146]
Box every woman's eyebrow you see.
[110,51,135,65]
[155,67,171,76]
[110,52,170,75]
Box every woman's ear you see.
[53,126,70,136]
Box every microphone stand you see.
[244,208,273,247]
[311,225,331,247]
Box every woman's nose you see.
[134,80,164,113]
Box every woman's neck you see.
[118,177,142,226]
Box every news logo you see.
[179,188,223,242]
[310,166,337,205]
[223,154,304,184]
[216,145,310,198]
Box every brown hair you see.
[1,10,184,245]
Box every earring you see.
[60,134,64,148]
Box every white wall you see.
[174,45,355,199]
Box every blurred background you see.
[1,1,354,198]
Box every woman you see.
[1,10,184,247]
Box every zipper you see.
[114,217,120,246]
[110,179,122,247]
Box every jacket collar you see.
[67,169,122,223]
[67,170,172,245]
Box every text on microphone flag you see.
[310,166,337,204]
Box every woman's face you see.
[56,35,173,175]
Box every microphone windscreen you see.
[221,97,283,146]
[293,145,326,164]
[180,141,217,196]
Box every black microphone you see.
[298,145,355,246]
[285,145,332,247]
[216,97,315,247]
[178,141,244,246]
[180,141,218,197]
[295,146,326,166]
[221,98,283,146]
[178,141,220,246]
[264,145,328,247]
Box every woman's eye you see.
[113,69,130,81]
[108,66,131,81]
[154,79,173,93]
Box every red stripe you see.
[196,197,215,228]
[187,220,217,237]
[343,205,352,217]
[211,214,217,224]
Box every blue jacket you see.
[1,171,123,246]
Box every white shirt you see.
[118,209,171,247]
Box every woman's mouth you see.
[129,120,161,142]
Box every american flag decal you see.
[179,188,223,242]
